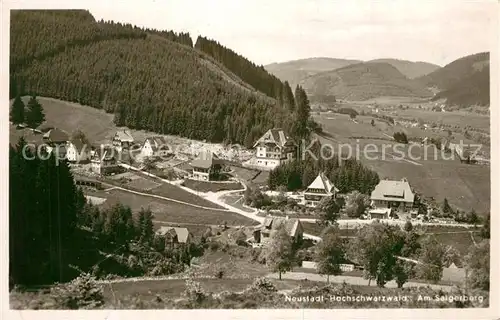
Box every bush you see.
[183,279,207,303]
[50,273,104,309]
[248,277,277,293]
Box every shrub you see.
[215,268,225,279]
[50,273,104,309]
[248,277,277,293]
[183,279,207,303]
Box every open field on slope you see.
[90,189,258,226]
[314,113,490,214]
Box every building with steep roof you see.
[253,128,296,169]
[66,138,90,162]
[156,226,192,247]
[253,216,303,244]
[190,151,224,181]
[90,146,120,175]
[112,130,134,152]
[141,136,170,158]
[303,172,339,207]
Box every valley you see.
[8,8,491,311]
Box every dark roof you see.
[260,217,302,237]
[43,128,69,143]
[190,152,223,169]
[93,146,116,161]
[253,128,293,148]
[144,136,168,152]
[68,138,88,152]
[156,226,191,243]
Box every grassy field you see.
[313,112,490,214]
[96,189,258,226]
[220,194,254,213]
[149,181,226,209]
[182,179,243,192]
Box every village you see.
[7,6,492,310]
[31,124,482,238]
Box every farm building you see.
[156,226,192,247]
[370,178,415,212]
[66,138,90,163]
[253,216,303,244]
[141,136,170,158]
[42,127,69,145]
[253,128,297,170]
[303,172,339,208]
[42,128,69,159]
[190,152,224,181]
[112,130,134,152]
[90,146,120,175]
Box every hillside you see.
[368,58,440,79]
[416,52,490,107]
[299,62,433,101]
[10,10,299,147]
[265,57,361,89]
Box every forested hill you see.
[10,10,307,147]
[416,52,490,107]
[195,36,295,110]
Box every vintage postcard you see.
[2,0,498,319]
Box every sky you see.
[12,0,499,67]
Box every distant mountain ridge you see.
[367,58,440,79]
[265,57,440,89]
[299,62,433,101]
[265,57,361,89]
[418,52,490,106]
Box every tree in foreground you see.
[266,224,294,280]
[10,95,25,125]
[414,235,446,284]
[465,240,489,291]
[25,95,46,128]
[347,222,406,287]
[480,214,490,239]
[315,225,345,283]
[71,129,91,146]
[344,191,370,218]
[317,196,341,226]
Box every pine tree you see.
[26,95,46,128]
[10,95,25,125]
[293,85,311,140]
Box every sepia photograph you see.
[2,0,498,317]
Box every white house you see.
[66,139,90,163]
[190,152,223,181]
[141,136,169,158]
[303,172,339,208]
[370,178,415,212]
[112,130,134,152]
[253,128,296,170]
[90,146,120,175]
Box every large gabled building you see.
[252,216,303,244]
[190,151,224,181]
[253,128,296,170]
[141,136,169,158]
[370,178,415,212]
[112,130,134,152]
[303,172,339,207]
